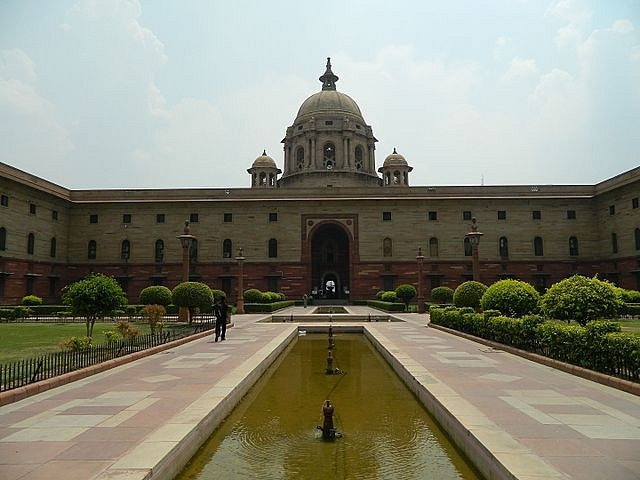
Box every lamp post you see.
[465,217,484,282]
[176,220,196,321]
[235,247,246,314]
[416,247,425,313]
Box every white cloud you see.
[502,57,538,82]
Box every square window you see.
[0,194,8,207]
[382,211,392,221]
[633,197,639,209]
[567,210,576,220]
[462,210,472,221]
[497,210,506,220]
[156,214,165,224]
[29,203,36,215]
[123,214,132,224]
[189,213,199,223]
[609,205,615,215]
[89,214,98,224]
[52,210,58,221]
[269,212,278,222]
[428,211,438,221]
[224,213,233,223]
[532,210,541,220]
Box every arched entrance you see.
[309,223,350,299]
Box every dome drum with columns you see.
[249,58,411,188]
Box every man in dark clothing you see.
[214,297,228,342]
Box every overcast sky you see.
[1,0,639,189]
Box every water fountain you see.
[176,333,482,479]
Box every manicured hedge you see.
[243,301,296,313]
[366,300,408,312]
[429,306,640,382]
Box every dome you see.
[382,148,408,168]
[294,57,365,122]
[296,90,363,120]
[251,150,277,169]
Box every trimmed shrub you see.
[375,290,385,300]
[381,291,399,303]
[481,279,540,317]
[540,275,624,326]
[617,288,640,303]
[139,286,172,306]
[395,284,417,310]
[453,281,487,309]
[172,282,214,322]
[243,288,263,303]
[430,286,454,304]
[22,295,43,306]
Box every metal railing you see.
[0,320,214,393]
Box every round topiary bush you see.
[211,289,226,302]
[171,282,213,321]
[243,288,263,303]
[395,284,417,309]
[480,279,540,317]
[431,286,454,304]
[381,291,399,303]
[22,295,43,306]
[139,285,173,306]
[540,275,624,326]
[453,281,487,309]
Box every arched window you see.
[27,233,35,255]
[354,146,363,169]
[463,237,472,256]
[259,172,267,186]
[499,236,509,258]
[121,239,130,260]
[50,237,57,258]
[611,233,618,254]
[393,170,401,184]
[429,237,439,257]
[268,238,277,258]
[635,228,640,250]
[155,239,164,263]
[383,237,392,257]
[189,239,198,263]
[296,147,305,170]
[223,239,232,258]
[323,142,335,169]
[534,236,544,256]
[0,227,6,251]
[88,240,97,259]
[569,236,579,256]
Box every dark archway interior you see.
[310,223,350,299]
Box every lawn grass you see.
[0,321,152,364]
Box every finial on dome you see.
[319,57,339,91]
[262,149,267,156]
[393,147,398,154]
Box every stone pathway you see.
[0,308,638,479]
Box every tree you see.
[395,284,417,310]
[172,282,213,323]
[139,285,172,306]
[481,279,540,317]
[430,286,454,304]
[62,274,127,337]
[540,275,623,326]
[453,281,487,309]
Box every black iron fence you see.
[0,321,214,393]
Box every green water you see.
[177,334,482,480]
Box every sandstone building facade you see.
[1,59,639,305]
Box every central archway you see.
[309,223,350,299]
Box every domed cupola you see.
[279,58,380,188]
[247,150,281,188]
[378,148,413,186]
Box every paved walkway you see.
[0,307,638,480]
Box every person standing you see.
[214,296,228,342]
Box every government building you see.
[1,59,639,305]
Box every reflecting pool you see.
[176,334,482,480]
